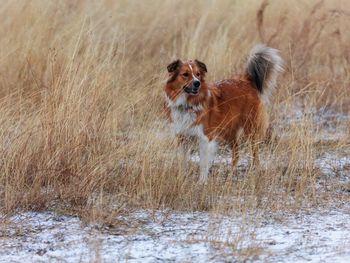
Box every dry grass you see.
[0,0,349,222]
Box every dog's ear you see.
[195,59,207,73]
[167,59,182,73]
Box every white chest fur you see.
[171,107,201,136]
[165,93,216,183]
[165,94,205,139]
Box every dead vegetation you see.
[0,0,349,224]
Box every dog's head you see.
[166,59,207,96]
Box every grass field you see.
[0,0,349,260]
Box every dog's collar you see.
[165,95,203,113]
[177,104,202,113]
[177,104,191,112]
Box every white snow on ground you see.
[1,206,350,263]
[316,153,350,179]
[2,151,348,263]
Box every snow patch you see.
[1,207,350,262]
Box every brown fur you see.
[165,69,267,166]
[164,45,282,172]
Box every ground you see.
[1,205,350,262]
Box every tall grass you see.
[0,0,349,219]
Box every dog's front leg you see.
[176,134,192,162]
[199,138,217,183]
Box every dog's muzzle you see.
[184,80,201,95]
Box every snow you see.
[316,153,350,179]
[1,206,350,262]
[256,208,350,262]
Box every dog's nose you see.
[193,80,201,88]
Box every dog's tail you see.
[246,44,283,104]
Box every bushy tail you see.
[246,44,283,103]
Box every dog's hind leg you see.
[231,140,240,168]
[199,138,217,183]
[251,139,261,169]
[250,103,268,170]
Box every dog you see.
[164,44,283,183]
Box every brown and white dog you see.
[164,45,283,182]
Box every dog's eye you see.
[196,72,200,77]
[182,73,189,77]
